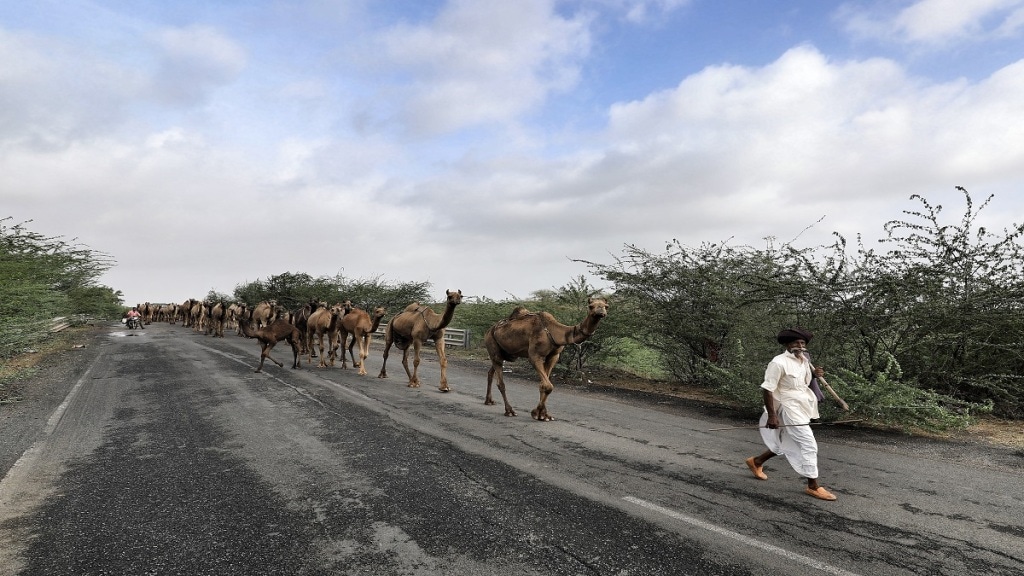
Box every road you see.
[1,322,1021,575]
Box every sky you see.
[4,0,1024,306]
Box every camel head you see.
[342,299,354,313]
[588,297,609,318]
[446,289,463,307]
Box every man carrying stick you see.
[744,328,837,501]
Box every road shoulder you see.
[0,325,106,477]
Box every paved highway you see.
[1,322,1021,575]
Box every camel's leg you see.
[436,339,450,392]
[327,332,339,367]
[260,342,285,372]
[338,333,349,369]
[402,344,420,387]
[357,335,369,376]
[346,338,357,370]
[317,333,329,368]
[378,338,392,379]
[543,351,562,378]
[486,362,518,416]
[529,356,555,421]
[289,337,301,369]
[485,363,498,405]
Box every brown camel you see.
[178,298,195,326]
[252,300,278,329]
[337,306,387,375]
[205,301,227,337]
[306,302,346,368]
[378,289,462,391]
[237,314,302,373]
[190,300,205,333]
[289,298,322,357]
[484,297,609,421]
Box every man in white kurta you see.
[745,328,837,501]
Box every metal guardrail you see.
[1,316,74,358]
[372,326,471,348]
[50,317,71,333]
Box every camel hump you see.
[508,306,532,320]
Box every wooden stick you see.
[816,374,850,411]
[804,355,850,411]
[706,418,864,432]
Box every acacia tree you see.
[1,218,120,358]
[859,188,1024,415]
[233,272,430,316]
[583,188,1019,423]
[581,239,801,384]
[536,275,608,378]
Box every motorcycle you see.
[126,316,143,329]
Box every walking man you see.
[745,328,836,501]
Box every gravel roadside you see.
[0,325,107,477]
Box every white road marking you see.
[622,496,863,576]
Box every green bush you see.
[1,218,120,360]
[826,354,992,433]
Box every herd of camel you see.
[133,291,610,421]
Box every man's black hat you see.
[777,328,812,344]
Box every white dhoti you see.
[759,407,818,479]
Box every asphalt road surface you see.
[1,322,1021,575]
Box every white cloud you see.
[150,24,247,106]
[616,0,691,24]
[0,29,143,148]
[375,0,591,135]
[524,44,1024,246]
[5,3,1024,307]
[841,0,1024,44]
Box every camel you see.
[228,303,247,334]
[137,302,153,324]
[483,297,609,421]
[232,303,249,334]
[178,298,196,327]
[378,289,462,391]
[237,313,302,373]
[189,300,205,333]
[336,306,387,375]
[252,300,278,329]
[205,301,227,337]
[290,298,322,357]
[306,302,346,368]
[157,303,175,323]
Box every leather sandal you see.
[805,486,837,501]
[745,457,767,480]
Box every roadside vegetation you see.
[0,218,123,403]
[223,190,1022,434]
[577,187,1024,431]
[6,188,1022,436]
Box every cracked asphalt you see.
[1,322,1021,575]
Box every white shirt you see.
[760,350,819,421]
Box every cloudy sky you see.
[4,0,1024,306]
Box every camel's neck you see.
[425,302,458,333]
[567,312,605,345]
[370,313,385,332]
[238,319,255,338]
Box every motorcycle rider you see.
[126,307,144,329]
